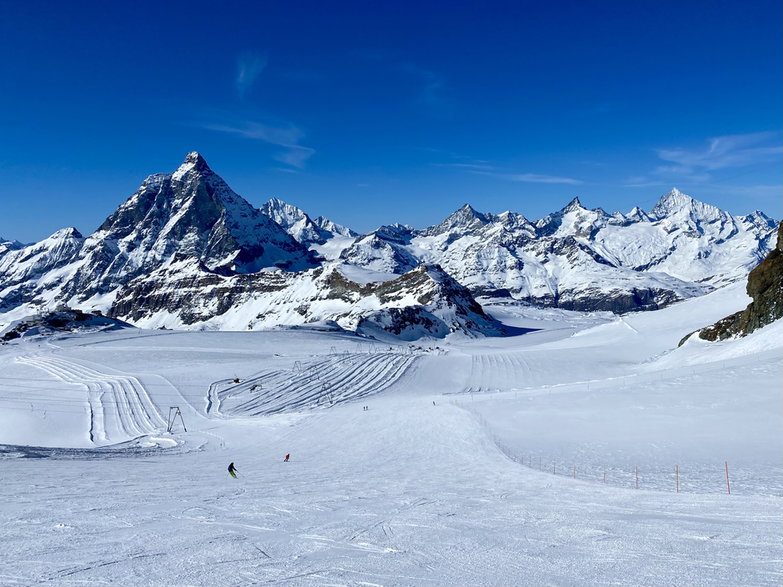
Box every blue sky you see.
[0,0,780,242]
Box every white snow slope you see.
[0,283,780,586]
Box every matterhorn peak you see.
[172,151,213,181]
[183,151,208,167]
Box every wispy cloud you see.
[432,158,582,185]
[627,132,782,187]
[431,162,497,171]
[200,120,314,169]
[622,176,666,188]
[649,132,782,184]
[473,171,583,185]
[657,132,782,172]
[236,51,268,99]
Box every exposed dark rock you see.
[1,309,132,341]
[685,221,783,343]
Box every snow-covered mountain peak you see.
[650,188,727,225]
[313,216,357,238]
[0,153,777,333]
[261,197,308,225]
[184,150,207,165]
[265,196,288,209]
[260,197,355,246]
[626,206,651,222]
[652,188,692,214]
[426,203,492,236]
[0,238,24,258]
[172,151,211,181]
[562,196,586,212]
[740,210,777,231]
[536,197,608,237]
[49,227,84,240]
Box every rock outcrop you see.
[692,221,783,342]
[1,308,132,341]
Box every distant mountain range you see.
[0,153,777,338]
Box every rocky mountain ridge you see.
[0,153,316,318]
[108,258,502,338]
[0,153,778,338]
[333,189,775,312]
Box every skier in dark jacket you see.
[228,462,238,478]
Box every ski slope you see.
[0,282,781,586]
[15,354,166,444]
[209,350,418,416]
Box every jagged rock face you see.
[1,308,131,341]
[259,198,356,246]
[260,198,332,245]
[0,153,317,322]
[92,153,316,275]
[109,257,297,326]
[695,221,783,342]
[312,216,356,238]
[0,228,85,313]
[355,264,503,338]
[0,228,83,285]
[259,198,359,263]
[422,204,493,237]
[108,260,501,339]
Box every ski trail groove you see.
[16,355,167,444]
[209,352,418,417]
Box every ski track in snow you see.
[463,351,533,393]
[209,351,418,417]
[15,354,167,444]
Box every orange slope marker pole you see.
[725,461,731,495]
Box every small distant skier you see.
[284,454,290,462]
[228,462,238,478]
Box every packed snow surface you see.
[1,283,781,586]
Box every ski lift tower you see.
[166,406,187,433]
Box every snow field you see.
[1,397,780,586]
[0,283,781,586]
[15,354,167,444]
